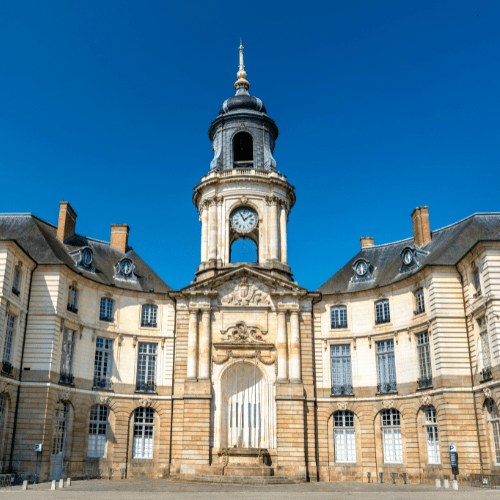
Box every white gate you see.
[50,401,68,480]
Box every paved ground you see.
[1,479,498,499]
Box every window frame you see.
[3,314,16,368]
[60,328,75,385]
[136,343,157,393]
[423,406,440,464]
[375,299,391,325]
[330,344,353,395]
[416,331,432,389]
[414,288,425,315]
[141,304,158,329]
[67,286,78,314]
[333,410,356,463]
[87,404,109,458]
[487,400,500,465]
[12,267,21,296]
[93,337,114,389]
[132,407,155,459]
[478,316,491,372]
[381,409,403,464]
[99,297,115,323]
[376,339,397,394]
[330,305,348,329]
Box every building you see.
[0,45,499,484]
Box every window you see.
[233,132,253,167]
[52,401,68,455]
[133,407,154,459]
[478,316,492,380]
[414,289,425,315]
[12,267,20,296]
[60,329,75,385]
[331,345,353,395]
[334,411,356,463]
[0,398,4,435]
[331,306,347,329]
[136,343,157,392]
[67,286,78,314]
[2,314,15,374]
[488,400,500,465]
[93,338,113,389]
[141,304,158,328]
[375,299,390,324]
[417,331,432,389]
[100,298,114,322]
[423,406,440,464]
[376,339,397,393]
[87,405,109,458]
[382,409,403,464]
[473,268,481,297]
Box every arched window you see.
[100,298,114,322]
[233,132,253,167]
[230,238,258,263]
[50,401,68,479]
[423,406,440,464]
[488,400,500,464]
[333,411,356,463]
[141,304,158,328]
[133,407,154,459]
[381,409,403,464]
[87,405,109,458]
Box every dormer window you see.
[12,267,21,297]
[350,258,374,284]
[114,257,137,282]
[70,246,95,273]
[233,132,253,168]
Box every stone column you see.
[289,310,301,381]
[267,196,279,261]
[199,309,211,380]
[208,198,218,261]
[200,203,209,263]
[280,201,287,264]
[187,309,199,380]
[277,310,288,380]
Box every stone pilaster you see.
[267,195,279,261]
[280,200,287,264]
[199,309,211,380]
[208,197,218,261]
[200,202,209,263]
[290,310,301,382]
[187,309,199,380]
[277,309,288,380]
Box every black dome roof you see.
[219,95,267,115]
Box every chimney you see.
[360,236,375,250]
[57,201,77,242]
[411,206,431,247]
[110,224,130,253]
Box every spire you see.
[234,40,250,95]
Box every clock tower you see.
[193,43,296,282]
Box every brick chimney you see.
[110,224,130,253]
[411,206,431,247]
[57,201,77,242]
[360,236,375,249]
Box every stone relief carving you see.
[212,349,275,365]
[382,400,395,409]
[220,321,267,344]
[421,396,432,407]
[483,388,492,399]
[219,277,269,306]
[59,390,72,402]
[138,397,153,408]
[337,402,349,411]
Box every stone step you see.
[175,474,305,485]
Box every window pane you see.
[331,306,347,329]
[331,345,352,394]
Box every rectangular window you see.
[3,314,15,364]
[331,305,347,329]
[334,411,356,463]
[375,299,390,324]
[100,298,114,322]
[417,331,432,388]
[489,402,500,465]
[12,268,20,296]
[136,343,157,392]
[473,269,481,291]
[87,405,109,458]
[93,338,114,389]
[330,344,353,395]
[414,289,425,315]
[479,316,491,369]
[133,408,154,459]
[60,329,75,384]
[141,304,158,328]
[382,410,403,464]
[376,339,397,393]
[424,407,440,464]
[67,286,78,314]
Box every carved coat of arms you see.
[220,277,269,306]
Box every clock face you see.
[82,248,93,266]
[121,259,133,275]
[231,207,258,232]
[402,249,413,265]
[356,261,368,276]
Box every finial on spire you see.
[234,40,250,95]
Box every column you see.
[208,198,218,261]
[289,310,301,381]
[200,203,209,263]
[280,201,287,264]
[199,309,211,379]
[187,309,198,380]
[268,196,279,260]
[277,310,288,380]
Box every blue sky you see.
[1,1,499,290]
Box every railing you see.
[136,381,156,393]
[1,361,13,376]
[481,366,492,381]
[11,288,20,297]
[59,372,74,385]
[331,384,353,396]
[417,376,433,389]
[473,289,482,299]
[377,382,397,394]
[99,315,113,322]
[375,317,391,325]
[414,308,425,316]
[141,322,157,328]
[67,304,78,314]
[233,161,254,168]
[470,474,500,489]
[93,377,112,390]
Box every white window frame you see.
[141,304,158,328]
[473,268,481,293]
[100,298,114,322]
[488,400,500,465]
[132,407,154,459]
[93,338,114,389]
[414,288,425,315]
[382,409,403,464]
[376,339,397,393]
[3,314,16,364]
[60,329,75,380]
[331,305,347,329]
[333,411,356,463]
[417,331,432,385]
[330,344,353,395]
[375,299,390,324]
[136,343,157,392]
[12,267,21,295]
[67,286,78,313]
[87,404,109,458]
[478,316,491,369]
[423,406,440,464]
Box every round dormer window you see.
[355,261,368,276]
[402,248,413,266]
[120,258,134,276]
[82,248,94,267]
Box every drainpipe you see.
[9,261,37,472]
[310,292,322,482]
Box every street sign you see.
[449,444,457,453]
[34,443,42,453]
[449,443,458,468]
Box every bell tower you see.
[193,44,296,281]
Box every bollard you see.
[367,472,371,483]
[444,479,449,488]
[391,472,396,484]
[379,472,383,483]
[402,473,407,485]
[436,479,441,488]
[51,480,56,490]
[453,479,458,490]
[109,468,113,480]
[59,478,64,489]
[66,478,71,487]
[22,480,28,490]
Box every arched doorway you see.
[233,132,253,167]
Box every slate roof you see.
[318,213,500,294]
[0,214,171,293]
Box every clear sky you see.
[1,1,499,290]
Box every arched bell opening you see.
[230,236,258,264]
[233,132,254,168]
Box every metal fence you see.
[469,474,500,489]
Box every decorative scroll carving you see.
[133,336,138,348]
[220,321,267,344]
[382,400,395,409]
[92,395,113,407]
[212,349,276,365]
[138,397,153,408]
[117,334,123,346]
[421,396,432,407]
[337,402,349,411]
[483,388,492,400]
[219,277,269,306]
[59,390,72,402]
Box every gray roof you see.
[318,213,500,294]
[0,214,171,293]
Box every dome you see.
[219,95,267,115]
